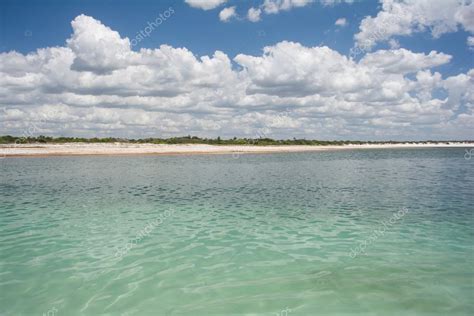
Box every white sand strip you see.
[0,142,473,158]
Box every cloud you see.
[321,0,354,6]
[359,49,451,74]
[322,0,353,6]
[189,0,353,23]
[185,0,227,10]
[355,0,474,50]
[388,39,400,49]
[67,14,132,74]
[1,15,472,140]
[248,7,262,22]
[219,6,237,22]
[335,18,347,27]
[262,0,313,14]
[468,36,474,49]
[244,0,316,21]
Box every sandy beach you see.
[1,142,472,158]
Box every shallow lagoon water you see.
[1,148,473,315]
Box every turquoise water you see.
[1,148,473,315]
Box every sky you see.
[0,0,473,140]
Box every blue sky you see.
[1,0,471,72]
[0,0,473,140]
[0,1,370,56]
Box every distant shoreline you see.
[1,142,473,158]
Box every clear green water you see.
[1,148,473,315]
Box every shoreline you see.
[1,142,473,158]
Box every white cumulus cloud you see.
[219,6,237,22]
[67,14,132,74]
[185,0,227,10]
[1,15,473,140]
[355,0,474,50]
[263,0,313,14]
[248,7,262,22]
[468,36,474,49]
[335,18,347,27]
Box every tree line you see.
[0,135,466,146]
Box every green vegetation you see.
[0,135,467,146]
